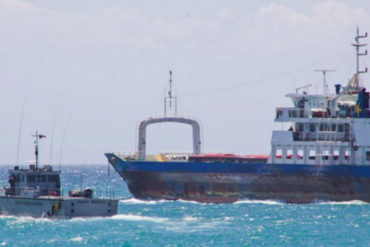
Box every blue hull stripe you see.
[106,153,370,178]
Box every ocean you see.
[0,165,369,247]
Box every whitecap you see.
[70,237,84,242]
[0,242,6,246]
[111,214,167,223]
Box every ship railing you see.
[293,132,349,142]
[276,107,331,121]
[92,187,116,200]
[59,187,116,200]
[114,152,137,161]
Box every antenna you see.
[49,111,57,165]
[16,100,25,166]
[32,131,46,170]
[59,118,71,171]
[314,69,335,96]
[351,27,368,87]
[164,70,177,117]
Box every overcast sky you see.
[1,0,370,165]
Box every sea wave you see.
[111,214,168,223]
[0,215,54,224]
[316,200,369,205]
[69,237,84,243]
[233,199,284,205]
[119,198,168,205]
[177,199,204,204]
[120,198,208,205]
[183,216,201,222]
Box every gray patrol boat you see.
[0,131,118,218]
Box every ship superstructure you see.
[106,30,370,203]
[271,29,370,167]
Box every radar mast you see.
[314,69,335,96]
[32,131,46,170]
[351,27,368,87]
[164,70,177,117]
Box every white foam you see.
[317,200,368,205]
[120,198,212,205]
[70,237,84,242]
[111,214,168,223]
[2,216,53,224]
[0,242,7,246]
[119,198,168,205]
[177,199,203,204]
[183,216,201,222]
[234,199,283,205]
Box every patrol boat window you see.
[48,175,59,182]
[27,174,36,182]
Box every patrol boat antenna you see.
[32,131,46,170]
[351,27,368,87]
[314,69,335,96]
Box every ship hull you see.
[106,153,370,203]
[0,196,118,218]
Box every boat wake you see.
[0,215,54,225]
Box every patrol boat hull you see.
[106,153,370,203]
[0,196,118,218]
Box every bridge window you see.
[27,174,36,182]
[309,124,316,132]
[286,149,293,159]
[39,175,47,182]
[13,174,20,182]
[321,150,330,160]
[367,151,370,161]
[309,150,316,160]
[48,175,59,182]
[345,150,350,161]
[297,149,304,160]
[297,123,304,132]
[275,149,282,159]
[319,123,327,131]
[333,150,339,160]
[338,124,344,132]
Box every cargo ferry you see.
[106,30,370,203]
